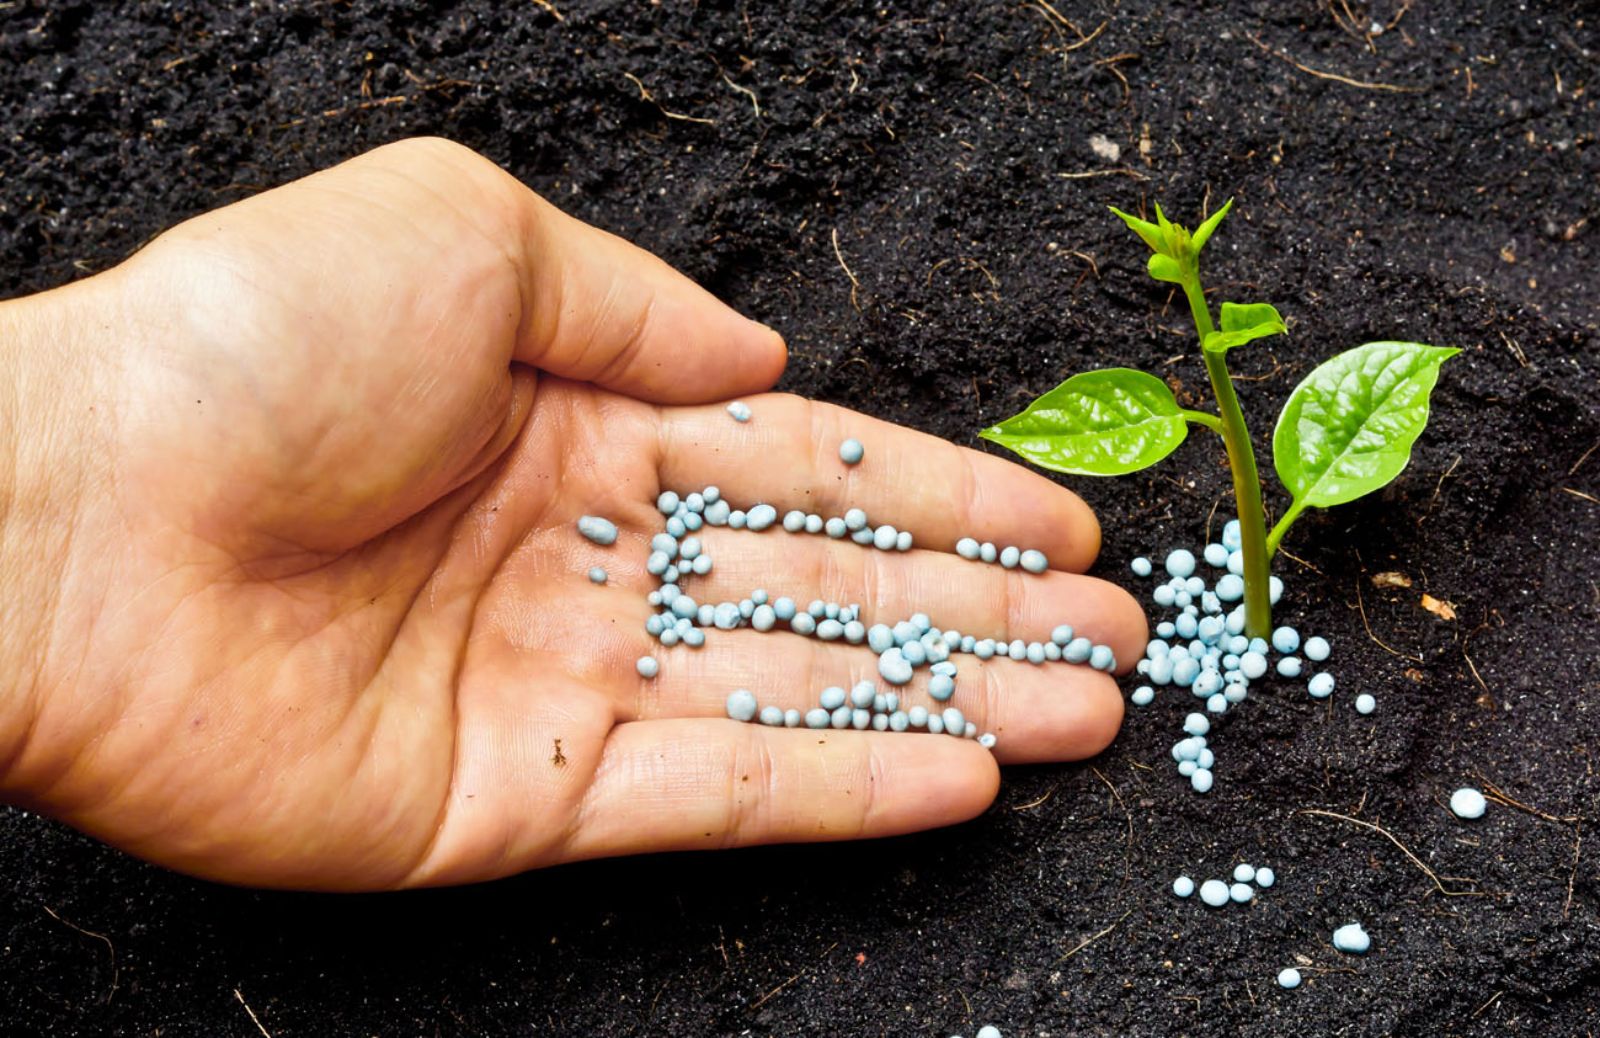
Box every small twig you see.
[42,906,117,1004]
[748,942,838,1010]
[1326,0,1361,41]
[1462,643,1490,698]
[1567,440,1600,476]
[831,228,861,311]
[234,988,274,1038]
[1420,454,1462,523]
[1092,766,1136,880]
[1276,545,1324,574]
[622,72,717,125]
[529,0,564,20]
[1030,0,1086,38]
[1475,778,1582,824]
[1053,908,1133,963]
[1057,167,1149,181]
[1012,784,1059,811]
[1092,53,1137,100]
[1472,990,1504,1019]
[721,72,761,117]
[1204,494,1225,544]
[1247,32,1425,93]
[1561,487,1599,505]
[1229,355,1287,382]
[1499,330,1530,369]
[1061,20,1108,52]
[1354,578,1424,663]
[1299,809,1483,897]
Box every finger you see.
[654,393,1102,571]
[561,719,1000,861]
[357,138,787,403]
[625,629,1125,765]
[685,526,1146,667]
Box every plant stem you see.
[1182,278,1273,638]
[1180,409,1225,433]
[1265,498,1307,557]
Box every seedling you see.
[979,201,1457,638]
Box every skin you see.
[0,138,1144,891]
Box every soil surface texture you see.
[3,2,1597,1036]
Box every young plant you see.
[979,201,1457,638]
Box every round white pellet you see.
[1355,693,1376,714]
[1332,922,1371,954]
[1172,875,1195,898]
[1277,968,1302,989]
[1199,879,1230,906]
[725,689,758,722]
[1450,787,1488,819]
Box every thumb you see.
[369,137,787,404]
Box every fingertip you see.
[750,321,788,388]
[1059,576,1147,674]
[995,669,1124,764]
[867,735,1000,836]
[1105,585,1150,674]
[934,740,1002,821]
[1056,489,1102,573]
[1074,672,1126,759]
[730,319,787,396]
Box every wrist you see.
[0,281,106,804]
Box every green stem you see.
[1182,278,1273,639]
[1180,409,1225,434]
[1265,498,1308,558]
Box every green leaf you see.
[980,368,1189,476]
[1220,301,1284,334]
[1109,206,1166,255]
[1148,254,1184,283]
[1204,302,1286,353]
[1190,198,1233,253]
[1272,342,1461,508]
[1153,203,1174,239]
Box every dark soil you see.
[3,2,1597,1035]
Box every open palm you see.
[1,139,1142,890]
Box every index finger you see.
[654,393,1102,572]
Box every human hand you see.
[0,138,1143,890]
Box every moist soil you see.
[2,2,1597,1035]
